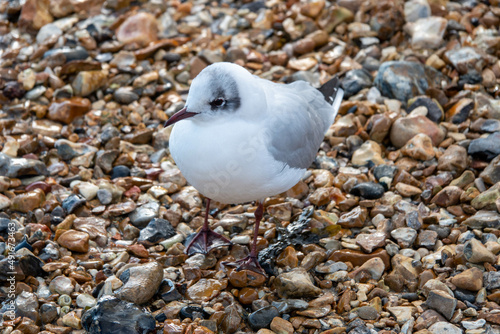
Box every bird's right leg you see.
[184,198,231,255]
[223,202,267,276]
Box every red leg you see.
[184,198,231,255]
[224,202,266,276]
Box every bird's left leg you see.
[184,198,231,255]
[224,202,267,276]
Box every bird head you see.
[165,62,253,126]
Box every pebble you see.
[111,165,131,179]
[351,141,385,166]
[138,218,176,245]
[390,115,446,148]
[342,69,373,97]
[40,302,58,323]
[356,306,379,320]
[72,70,107,97]
[11,189,45,213]
[409,17,447,49]
[57,230,89,252]
[129,201,160,228]
[468,132,500,161]
[374,61,448,104]
[274,268,321,299]
[407,96,443,123]
[401,133,435,160]
[463,238,496,264]
[49,276,74,295]
[186,279,227,303]
[248,306,280,331]
[428,322,463,334]
[350,182,385,199]
[48,97,91,124]
[391,228,417,248]
[355,232,386,253]
[116,12,158,46]
[426,290,457,320]
[115,262,164,304]
[15,291,39,322]
[451,267,483,291]
[82,296,155,333]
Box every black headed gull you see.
[165,62,343,274]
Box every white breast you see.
[169,117,305,204]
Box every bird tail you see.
[318,76,344,107]
[318,76,343,127]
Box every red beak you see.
[164,107,197,126]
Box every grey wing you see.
[265,81,338,170]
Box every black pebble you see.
[350,182,385,199]
[180,305,207,320]
[111,165,131,179]
[62,194,86,214]
[247,306,279,331]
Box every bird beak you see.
[164,107,197,126]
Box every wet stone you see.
[186,279,227,303]
[248,306,280,331]
[468,132,500,161]
[129,201,160,228]
[374,61,448,104]
[40,302,58,323]
[342,69,373,97]
[15,291,39,322]
[428,322,462,334]
[390,115,446,148]
[111,165,131,179]
[355,232,386,253]
[57,230,89,253]
[338,206,367,228]
[138,218,176,246]
[350,182,385,199]
[179,305,207,320]
[44,46,89,62]
[116,262,164,304]
[55,139,97,161]
[401,133,435,161]
[451,267,483,291]
[274,268,321,299]
[82,296,155,334]
[0,153,48,178]
[407,96,443,123]
[62,194,86,214]
[72,70,107,97]
[11,190,45,213]
[444,47,487,75]
[356,306,379,320]
[47,97,91,124]
[391,228,417,248]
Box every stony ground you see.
[0,0,500,333]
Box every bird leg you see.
[224,202,267,276]
[184,198,231,255]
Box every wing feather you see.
[263,80,342,169]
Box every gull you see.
[165,62,343,274]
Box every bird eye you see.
[210,98,226,108]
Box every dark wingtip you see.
[318,76,340,105]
